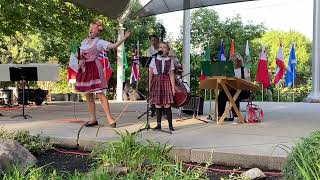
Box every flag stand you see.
[277,85,280,102]
[135,41,140,91]
[261,84,264,102]
[207,90,213,120]
[204,89,207,101]
[277,80,282,102]
[293,68,295,103]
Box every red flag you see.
[98,50,112,83]
[229,39,235,57]
[200,70,207,81]
[256,46,270,88]
[130,47,140,84]
[273,44,285,85]
[67,40,79,83]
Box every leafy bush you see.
[91,130,173,170]
[282,131,320,180]
[0,129,52,155]
[91,130,208,179]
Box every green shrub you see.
[91,130,173,170]
[1,166,64,180]
[282,131,320,180]
[91,130,208,179]
[0,129,52,155]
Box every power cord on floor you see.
[73,100,130,148]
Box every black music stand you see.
[136,55,171,134]
[9,67,38,119]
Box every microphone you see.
[152,50,163,57]
[146,51,163,68]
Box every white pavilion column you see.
[305,0,320,103]
[116,23,125,101]
[182,9,191,85]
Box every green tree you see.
[0,32,47,64]
[0,0,165,95]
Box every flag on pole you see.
[67,40,79,84]
[130,42,140,85]
[218,40,226,61]
[204,45,211,61]
[273,43,285,85]
[244,40,252,70]
[98,50,112,84]
[122,46,128,82]
[285,43,297,87]
[256,46,271,88]
[200,45,210,80]
[229,39,235,57]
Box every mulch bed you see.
[36,149,283,179]
[36,150,92,173]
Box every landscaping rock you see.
[0,139,37,172]
[242,168,266,179]
[107,166,129,175]
[142,158,152,166]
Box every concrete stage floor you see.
[1,101,319,170]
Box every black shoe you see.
[84,121,98,127]
[226,117,234,121]
[109,122,117,128]
[153,125,161,130]
[169,126,175,131]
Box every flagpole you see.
[278,80,281,102]
[136,41,139,91]
[293,68,295,102]
[207,40,212,120]
[204,89,207,100]
[262,84,264,102]
[208,90,212,120]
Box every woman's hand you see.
[80,53,88,61]
[108,31,132,50]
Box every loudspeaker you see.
[18,88,47,105]
[182,96,204,115]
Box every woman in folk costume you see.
[149,42,176,131]
[76,20,131,128]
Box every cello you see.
[172,61,191,108]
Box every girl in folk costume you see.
[149,42,176,131]
[76,20,131,128]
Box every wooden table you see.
[200,76,261,125]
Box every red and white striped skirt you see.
[75,60,107,93]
